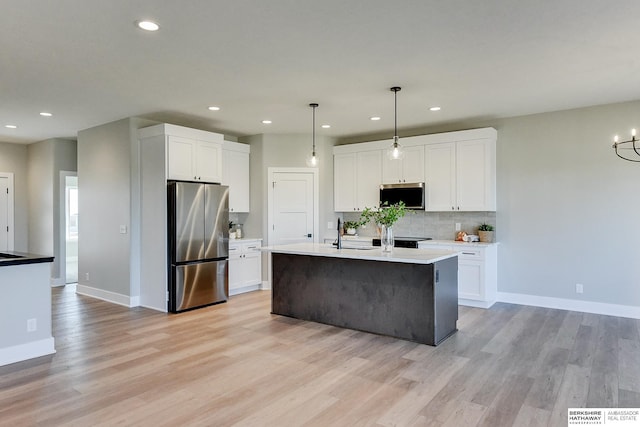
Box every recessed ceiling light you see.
[370,116,381,121]
[208,106,220,111]
[5,125,17,129]
[429,106,441,112]
[262,120,272,124]
[137,20,159,31]
[40,112,53,117]
[321,124,331,129]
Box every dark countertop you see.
[0,251,55,267]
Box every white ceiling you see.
[2,0,639,144]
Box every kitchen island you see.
[264,243,459,346]
[1,251,55,366]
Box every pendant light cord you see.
[390,87,401,143]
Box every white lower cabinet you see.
[418,241,497,308]
[229,239,262,296]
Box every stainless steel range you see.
[372,237,432,249]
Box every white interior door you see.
[0,176,8,251]
[268,168,318,246]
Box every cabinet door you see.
[381,150,403,184]
[425,142,456,211]
[356,151,382,210]
[334,153,357,211]
[223,150,250,212]
[401,146,425,183]
[242,249,262,287]
[458,260,484,301]
[456,139,493,211]
[167,136,196,180]
[228,246,243,291]
[196,141,222,183]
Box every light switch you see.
[120,225,128,234]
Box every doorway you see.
[0,173,14,251]
[267,168,319,246]
[60,173,78,283]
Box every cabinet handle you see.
[451,207,454,210]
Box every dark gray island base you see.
[271,252,458,346]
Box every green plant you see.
[360,201,407,227]
[478,223,494,231]
[343,220,361,230]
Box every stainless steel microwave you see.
[379,182,425,210]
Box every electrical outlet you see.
[576,283,584,294]
[328,221,334,229]
[27,318,37,332]
[455,223,461,231]
[85,272,90,281]
[119,225,128,234]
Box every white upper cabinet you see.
[167,136,222,182]
[356,150,382,210]
[381,145,425,184]
[222,141,250,213]
[333,128,497,213]
[333,153,357,212]
[425,142,456,211]
[456,139,495,211]
[425,138,496,212]
[334,151,381,212]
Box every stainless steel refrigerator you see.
[168,181,229,313]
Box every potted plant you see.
[477,223,494,243]
[343,220,361,235]
[360,201,407,251]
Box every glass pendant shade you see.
[387,136,404,160]
[306,151,318,167]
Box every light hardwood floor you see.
[1,285,639,426]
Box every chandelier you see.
[612,129,640,162]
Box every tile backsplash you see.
[343,211,497,240]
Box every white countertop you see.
[419,240,499,248]
[262,243,458,265]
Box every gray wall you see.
[239,133,336,245]
[27,138,77,282]
[0,142,28,251]
[77,119,134,297]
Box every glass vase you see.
[380,225,394,252]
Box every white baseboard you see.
[229,284,261,296]
[76,284,138,308]
[260,280,271,290]
[497,292,640,320]
[459,298,496,309]
[50,277,65,287]
[0,337,56,367]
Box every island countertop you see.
[262,243,458,265]
[0,251,55,267]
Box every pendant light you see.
[306,103,319,167]
[387,86,404,160]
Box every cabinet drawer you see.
[458,249,483,260]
